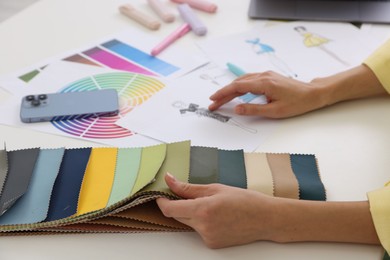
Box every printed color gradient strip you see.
[83,47,156,76]
[102,39,180,76]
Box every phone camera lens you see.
[26,95,35,101]
[31,99,41,107]
[38,94,47,100]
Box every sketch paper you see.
[117,69,279,151]
[198,21,377,82]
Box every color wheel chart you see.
[51,72,165,139]
[19,39,180,82]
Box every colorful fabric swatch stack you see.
[0,141,326,234]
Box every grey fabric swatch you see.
[0,148,40,216]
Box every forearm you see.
[269,198,380,245]
[314,65,388,108]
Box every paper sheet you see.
[197,21,379,82]
[117,70,279,152]
[0,61,167,147]
[1,29,208,95]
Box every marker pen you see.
[171,0,217,13]
[178,4,207,36]
[226,62,261,103]
[119,3,161,30]
[151,23,191,56]
[147,0,175,23]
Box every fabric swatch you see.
[77,148,118,216]
[45,148,91,221]
[0,148,40,216]
[267,153,299,199]
[114,200,189,230]
[189,146,218,184]
[0,147,8,198]
[107,148,142,207]
[290,154,326,200]
[218,149,247,189]
[0,141,325,235]
[144,141,191,195]
[131,144,167,195]
[244,153,274,196]
[0,148,65,225]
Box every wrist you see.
[261,198,379,245]
[310,65,387,108]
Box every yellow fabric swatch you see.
[363,39,390,94]
[367,182,390,253]
[244,153,273,196]
[77,148,118,216]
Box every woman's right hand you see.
[208,71,327,119]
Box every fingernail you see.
[166,172,176,182]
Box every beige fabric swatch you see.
[267,154,299,199]
[244,153,273,196]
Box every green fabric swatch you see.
[131,144,167,195]
[383,250,390,260]
[107,148,142,206]
[144,141,191,195]
[189,146,218,184]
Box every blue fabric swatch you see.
[45,148,91,221]
[0,148,65,225]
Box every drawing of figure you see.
[246,38,297,78]
[294,26,330,47]
[199,63,232,86]
[294,26,349,66]
[172,101,257,134]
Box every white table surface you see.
[0,0,389,259]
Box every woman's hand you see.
[156,173,277,249]
[209,66,386,119]
[208,71,326,118]
[156,173,380,249]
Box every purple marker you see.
[177,3,207,36]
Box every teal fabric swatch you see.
[107,148,142,206]
[0,148,65,225]
[290,154,326,201]
[189,146,218,184]
[218,149,247,189]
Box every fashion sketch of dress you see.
[246,38,297,78]
[172,101,257,134]
[294,26,349,66]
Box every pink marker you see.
[151,23,191,56]
[170,0,217,13]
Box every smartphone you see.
[20,89,119,123]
